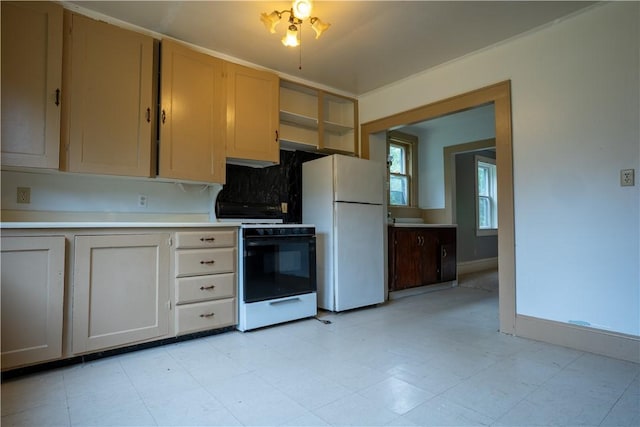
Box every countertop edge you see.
[0,222,242,229]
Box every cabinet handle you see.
[161,109,166,124]
[199,312,215,318]
[275,129,279,142]
[55,88,60,106]
[200,260,215,265]
[146,107,151,123]
[442,248,447,257]
[200,237,216,242]
[200,285,216,291]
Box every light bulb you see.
[281,25,299,47]
[292,0,312,20]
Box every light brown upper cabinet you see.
[279,80,358,156]
[60,12,156,177]
[158,40,225,183]
[225,63,279,164]
[1,1,63,169]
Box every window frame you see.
[387,131,418,208]
[475,154,498,236]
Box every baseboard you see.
[515,314,640,363]
[457,257,498,275]
[388,281,457,300]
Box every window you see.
[387,131,417,206]
[476,155,497,235]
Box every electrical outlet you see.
[138,194,148,208]
[621,169,635,187]
[17,187,31,204]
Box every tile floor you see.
[2,272,639,426]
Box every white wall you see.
[402,104,495,209]
[359,2,640,336]
[1,170,220,221]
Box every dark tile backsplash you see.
[217,150,325,223]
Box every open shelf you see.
[279,79,358,155]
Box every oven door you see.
[243,234,316,303]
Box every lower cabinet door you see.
[1,236,65,369]
[72,234,170,354]
[175,298,236,335]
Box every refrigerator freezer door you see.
[333,155,384,205]
[333,202,385,311]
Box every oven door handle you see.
[245,236,315,246]
[269,297,301,305]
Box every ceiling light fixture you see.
[260,0,330,68]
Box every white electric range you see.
[216,202,317,331]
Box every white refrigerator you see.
[302,154,386,312]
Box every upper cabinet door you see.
[159,40,225,183]
[1,1,63,169]
[61,12,155,177]
[225,63,279,164]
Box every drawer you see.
[175,273,235,304]
[175,230,236,249]
[175,248,235,277]
[238,292,317,332]
[176,298,236,335]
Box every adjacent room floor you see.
[2,270,638,426]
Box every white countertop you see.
[0,222,242,229]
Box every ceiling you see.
[68,1,595,96]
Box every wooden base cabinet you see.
[1,226,238,371]
[173,229,237,335]
[72,234,170,354]
[388,226,457,291]
[1,236,65,369]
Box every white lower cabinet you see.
[174,229,237,335]
[1,236,65,369]
[1,226,238,371]
[72,233,170,354]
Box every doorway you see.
[360,81,515,334]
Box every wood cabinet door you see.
[1,236,65,369]
[419,231,439,285]
[1,1,63,169]
[159,40,225,183]
[438,228,457,282]
[62,12,155,177]
[72,234,170,354]
[390,229,422,290]
[225,62,279,163]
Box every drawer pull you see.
[200,237,216,242]
[199,312,215,318]
[200,285,216,291]
[200,260,215,265]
